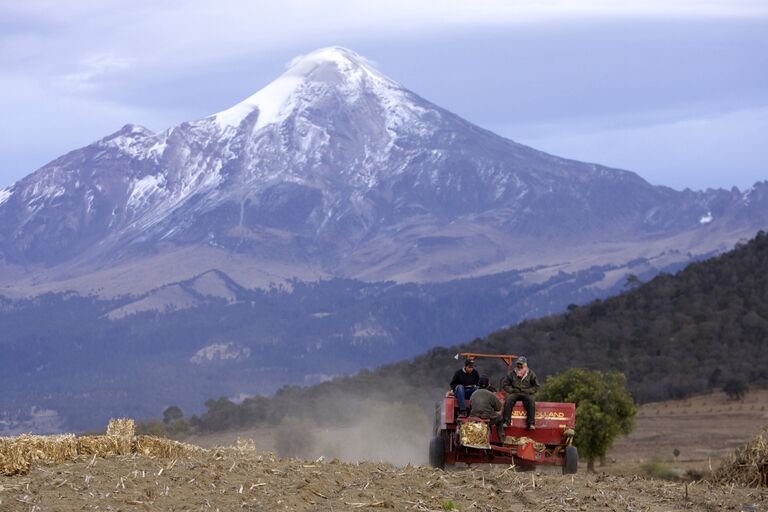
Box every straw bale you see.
[715,427,768,487]
[0,434,77,475]
[106,418,135,438]
[76,435,132,456]
[459,421,489,448]
[135,435,206,459]
[0,437,30,475]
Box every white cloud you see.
[514,107,768,190]
[0,1,765,189]
[0,74,178,186]
[3,1,766,76]
[58,52,132,92]
[2,1,765,101]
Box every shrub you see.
[722,379,748,400]
[640,457,677,480]
[441,500,457,511]
[538,369,637,471]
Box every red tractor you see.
[429,353,578,473]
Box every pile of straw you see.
[459,421,489,448]
[76,435,132,456]
[1,418,210,476]
[715,427,768,487]
[135,436,205,459]
[503,436,546,452]
[0,434,77,475]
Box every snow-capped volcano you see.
[0,47,766,294]
[212,47,422,134]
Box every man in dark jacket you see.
[450,358,479,417]
[501,356,539,430]
[470,375,505,444]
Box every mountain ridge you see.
[1,46,766,298]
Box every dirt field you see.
[1,449,766,511]
[1,390,766,511]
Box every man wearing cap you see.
[450,358,480,417]
[470,375,505,445]
[501,356,540,430]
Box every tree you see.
[537,368,637,471]
[624,274,642,289]
[199,397,241,431]
[722,379,748,400]
[162,405,184,425]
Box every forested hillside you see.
[185,231,768,432]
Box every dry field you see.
[0,390,766,511]
[609,389,768,473]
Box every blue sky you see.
[1,0,766,191]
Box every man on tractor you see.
[470,375,505,445]
[450,358,479,417]
[502,356,540,430]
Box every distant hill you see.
[188,231,768,431]
[3,259,679,434]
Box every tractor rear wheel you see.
[429,436,445,469]
[563,445,578,474]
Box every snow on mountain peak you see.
[0,187,12,206]
[211,47,407,131]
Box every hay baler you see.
[429,353,578,473]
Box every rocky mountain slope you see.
[1,47,766,295]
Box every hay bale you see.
[0,434,77,476]
[459,421,490,448]
[0,436,30,475]
[106,418,135,438]
[135,436,205,459]
[715,427,768,487]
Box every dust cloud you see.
[274,400,434,466]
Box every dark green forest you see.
[178,231,768,434]
[2,255,667,432]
